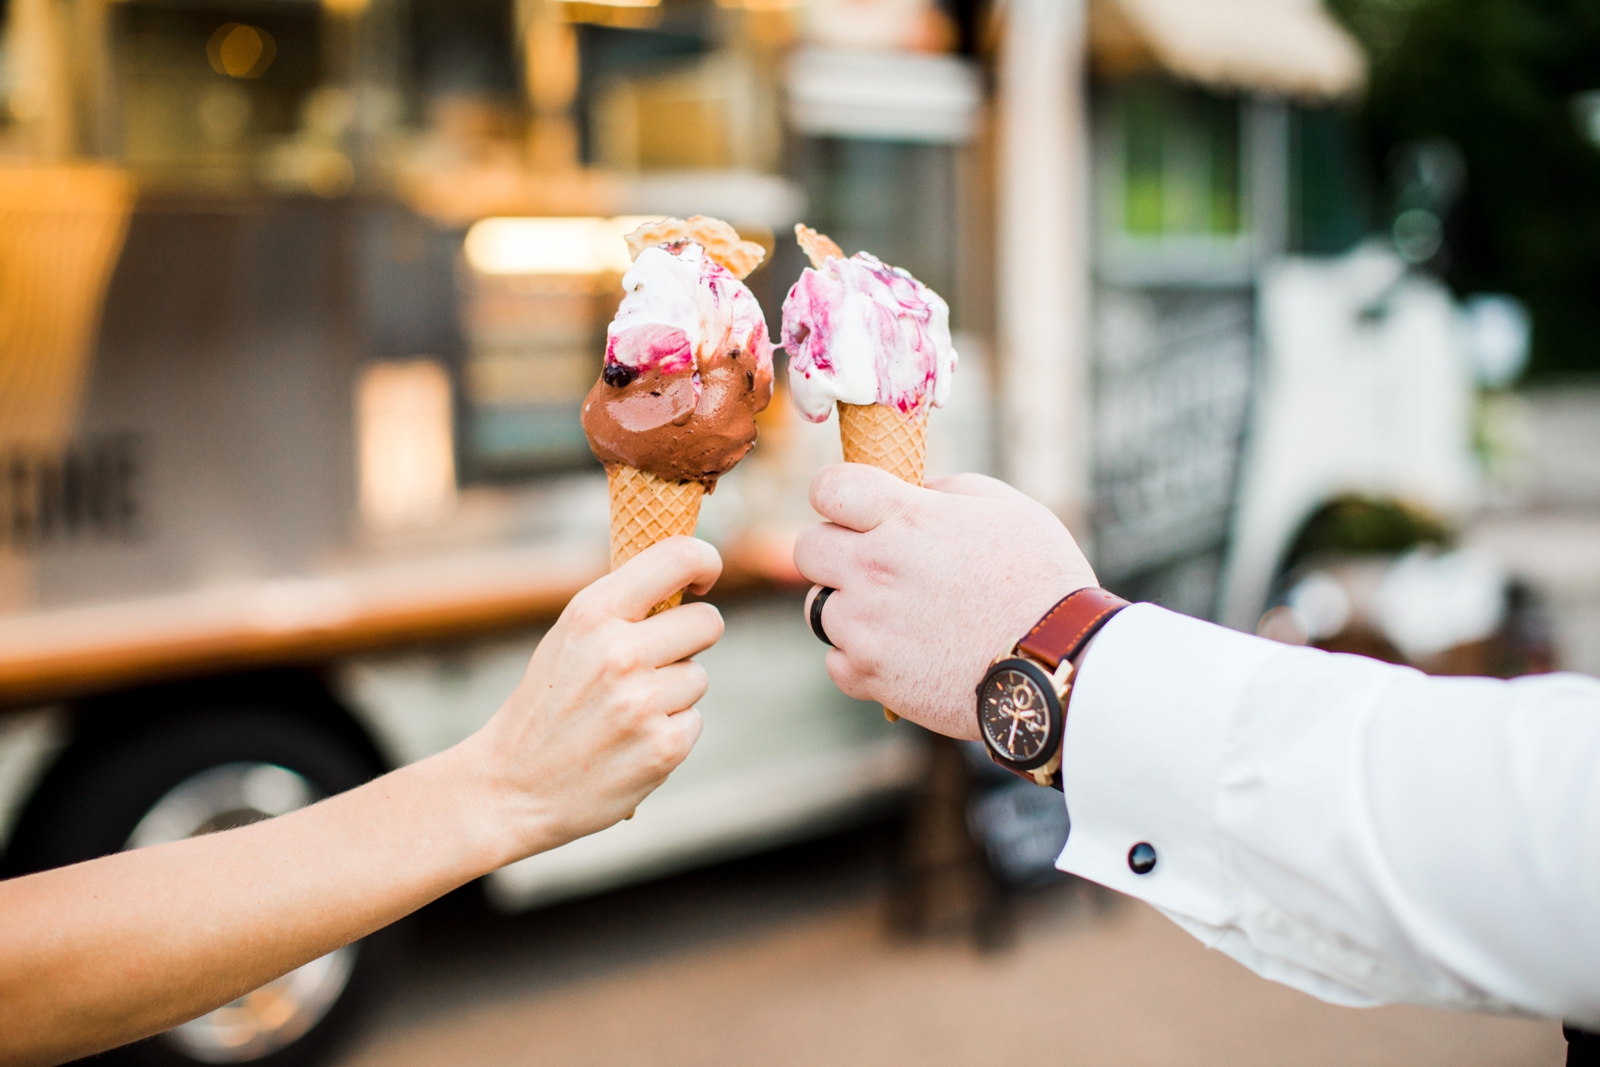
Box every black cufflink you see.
[1128,842,1157,875]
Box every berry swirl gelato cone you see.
[581,216,774,614]
[782,224,958,717]
[782,224,957,487]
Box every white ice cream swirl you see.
[605,241,771,388]
[780,251,957,423]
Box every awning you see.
[1090,0,1366,101]
[786,47,984,145]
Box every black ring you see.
[809,586,837,647]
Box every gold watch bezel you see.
[982,646,1073,786]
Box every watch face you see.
[978,662,1059,768]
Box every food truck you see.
[0,0,1494,1061]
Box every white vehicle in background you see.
[1221,246,1542,673]
[990,0,1534,669]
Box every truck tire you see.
[9,708,402,1067]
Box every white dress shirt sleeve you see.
[1056,603,1600,1026]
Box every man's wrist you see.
[977,588,1128,788]
[991,581,1094,673]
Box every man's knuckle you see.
[793,526,820,564]
[826,660,870,702]
[862,556,898,587]
[898,503,932,532]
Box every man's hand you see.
[795,466,1096,740]
[460,536,724,864]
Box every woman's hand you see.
[0,536,726,1067]
[459,536,725,866]
[795,466,1095,740]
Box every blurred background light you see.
[1285,570,1353,641]
[356,361,457,532]
[462,216,659,275]
[1573,90,1600,149]
[1392,207,1442,264]
[1461,294,1532,389]
[205,24,276,81]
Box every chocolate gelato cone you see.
[582,217,774,614]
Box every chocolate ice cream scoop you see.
[581,238,774,488]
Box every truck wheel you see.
[12,709,400,1067]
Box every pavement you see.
[333,826,1564,1067]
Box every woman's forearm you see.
[0,538,722,1067]
[0,745,508,1067]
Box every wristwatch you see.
[976,588,1130,790]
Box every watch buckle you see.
[1050,657,1075,695]
[1029,747,1063,789]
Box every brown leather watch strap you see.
[1016,588,1130,670]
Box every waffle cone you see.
[837,402,927,722]
[838,402,928,486]
[606,465,705,615]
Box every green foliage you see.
[1290,106,1374,254]
[1329,0,1600,378]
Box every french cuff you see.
[1055,604,1289,926]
